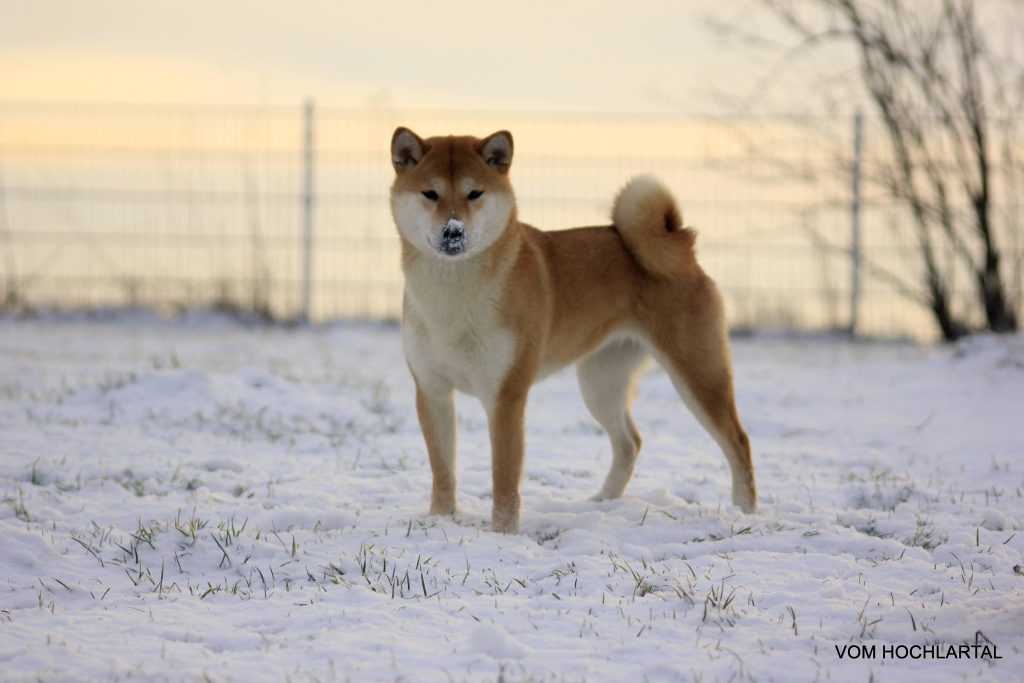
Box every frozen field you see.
[1,315,1022,682]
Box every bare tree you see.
[727,0,1022,339]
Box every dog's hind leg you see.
[577,336,650,501]
[647,325,757,513]
[639,278,757,513]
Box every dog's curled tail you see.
[612,175,696,279]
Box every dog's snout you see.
[438,219,468,256]
[442,222,464,241]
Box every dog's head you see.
[390,128,515,261]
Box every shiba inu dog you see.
[390,127,756,534]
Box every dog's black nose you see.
[440,221,467,255]
[442,224,464,242]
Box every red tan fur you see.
[390,127,756,534]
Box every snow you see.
[1,316,1022,682]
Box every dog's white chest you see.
[401,266,516,404]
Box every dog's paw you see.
[490,508,521,535]
[428,502,457,516]
[588,487,624,503]
[732,487,757,514]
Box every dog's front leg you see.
[415,380,457,515]
[487,389,527,534]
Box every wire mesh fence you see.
[0,101,1020,340]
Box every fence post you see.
[300,98,315,324]
[849,109,864,337]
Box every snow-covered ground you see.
[1,315,1022,682]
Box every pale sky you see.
[0,0,810,113]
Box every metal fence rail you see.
[0,101,1020,340]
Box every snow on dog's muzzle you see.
[438,219,467,256]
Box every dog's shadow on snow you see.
[413,488,724,547]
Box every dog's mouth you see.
[434,219,468,257]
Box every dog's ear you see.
[476,131,513,173]
[392,127,427,173]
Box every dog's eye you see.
[467,190,484,200]
[421,190,439,201]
